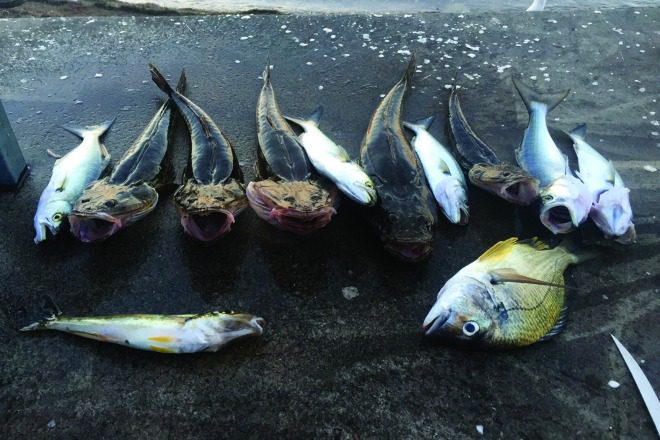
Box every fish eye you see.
[52,213,63,222]
[105,199,117,207]
[462,321,479,336]
[541,194,554,203]
[502,172,511,177]
[365,181,374,189]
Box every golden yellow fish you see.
[423,237,592,347]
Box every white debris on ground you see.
[643,165,657,172]
[608,380,621,388]
[341,286,360,300]
[47,420,56,429]
[476,425,484,435]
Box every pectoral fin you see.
[489,268,565,288]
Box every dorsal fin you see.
[478,237,518,262]
[519,236,549,251]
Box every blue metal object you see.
[0,98,27,190]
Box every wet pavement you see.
[1,9,659,439]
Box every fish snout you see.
[179,209,236,242]
[34,222,49,244]
[501,179,540,205]
[423,304,452,336]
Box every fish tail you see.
[401,53,416,85]
[403,115,435,133]
[262,57,272,85]
[284,105,324,129]
[175,69,187,94]
[569,123,588,141]
[19,296,63,332]
[61,118,115,140]
[556,237,597,265]
[149,64,175,97]
[512,77,570,114]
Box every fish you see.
[69,70,186,243]
[423,237,592,347]
[403,116,469,225]
[20,305,265,354]
[33,120,113,243]
[512,78,593,233]
[526,0,546,11]
[359,55,437,262]
[246,60,338,235]
[568,124,636,244]
[149,65,247,242]
[284,105,376,206]
[448,89,540,205]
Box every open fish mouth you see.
[246,180,337,235]
[68,212,123,243]
[500,179,540,205]
[383,239,432,262]
[423,309,451,336]
[539,203,576,234]
[178,208,239,242]
[614,224,637,244]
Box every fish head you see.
[174,179,248,242]
[539,175,593,234]
[432,176,469,225]
[468,163,540,205]
[377,195,436,262]
[196,311,266,351]
[34,199,71,243]
[334,164,378,206]
[246,179,338,235]
[69,178,158,242]
[589,187,635,242]
[423,277,497,344]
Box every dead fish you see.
[448,89,540,205]
[403,116,469,225]
[284,105,377,206]
[423,237,592,348]
[512,78,593,233]
[359,54,437,262]
[568,124,636,244]
[246,60,337,235]
[149,65,247,242]
[69,71,185,243]
[20,304,265,354]
[34,120,113,243]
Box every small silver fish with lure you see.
[568,124,636,243]
[20,304,265,354]
[285,105,376,206]
[33,120,113,243]
[512,78,593,234]
[404,116,469,225]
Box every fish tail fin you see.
[402,53,416,85]
[512,77,570,113]
[149,64,175,97]
[403,115,435,133]
[262,57,272,85]
[569,123,588,141]
[61,118,115,140]
[176,69,187,94]
[19,296,62,332]
[283,105,324,129]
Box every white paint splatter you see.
[323,28,332,33]
[59,75,68,80]
[608,380,620,388]
[465,44,480,51]
[643,165,657,172]
[476,425,484,435]
[497,65,511,73]
[94,73,103,78]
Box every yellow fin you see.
[478,237,518,263]
[524,236,549,251]
[148,336,176,343]
[150,345,176,353]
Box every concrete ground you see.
[0,8,659,439]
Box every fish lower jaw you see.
[539,205,578,234]
[246,182,336,235]
[178,209,237,242]
[68,214,122,243]
[383,240,432,262]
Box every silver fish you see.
[568,124,636,243]
[33,121,113,243]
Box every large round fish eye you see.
[541,194,554,203]
[462,321,480,336]
[52,213,63,222]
